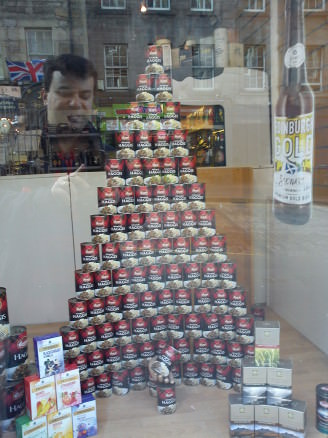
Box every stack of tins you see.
[0,287,36,434]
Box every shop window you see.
[146,0,170,10]
[104,44,128,89]
[190,0,213,11]
[304,0,325,10]
[244,0,266,12]
[192,44,215,89]
[25,29,53,58]
[101,0,126,9]
[306,46,323,91]
[244,45,266,89]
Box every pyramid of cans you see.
[63,44,256,398]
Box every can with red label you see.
[97,186,119,209]
[126,212,145,232]
[153,130,170,148]
[201,313,219,339]
[193,337,210,363]
[243,343,255,359]
[150,314,167,341]
[109,213,127,234]
[90,214,110,237]
[86,348,104,373]
[166,264,184,289]
[94,269,112,296]
[220,260,237,288]
[183,361,200,386]
[0,287,9,324]
[216,363,232,389]
[130,365,147,391]
[60,325,80,358]
[200,362,216,387]
[81,375,96,395]
[79,325,97,353]
[125,158,144,179]
[191,236,208,260]
[173,337,191,362]
[96,322,115,349]
[1,380,25,419]
[228,287,247,316]
[184,263,201,289]
[87,297,105,326]
[202,262,220,287]
[140,291,157,318]
[75,270,94,293]
[210,338,227,364]
[95,372,112,397]
[122,292,140,319]
[144,211,162,233]
[161,157,178,176]
[136,74,151,92]
[170,183,187,202]
[101,241,120,262]
[148,264,166,286]
[104,294,123,321]
[178,156,197,177]
[130,265,148,286]
[6,326,28,382]
[235,314,254,344]
[67,352,88,376]
[143,158,161,180]
[132,317,149,344]
[81,242,100,265]
[226,340,244,368]
[138,340,155,366]
[211,288,229,314]
[121,342,139,369]
[251,303,266,321]
[208,234,227,255]
[137,238,156,259]
[103,345,121,372]
[167,313,184,339]
[157,382,177,414]
[187,183,205,202]
[184,313,202,339]
[152,184,170,204]
[69,298,88,329]
[112,267,131,294]
[105,159,125,179]
[158,289,175,315]
[174,288,192,314]
[232,366,242,392]
[135,185,153,205]
[171,128,187,146]
[112,368,130,395]
[115,130,134,149]
[218,314,235,341]
[114,319,132,346]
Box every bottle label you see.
[284,43,305,69]
[273,112,314,205]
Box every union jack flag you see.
[5,59,45,83]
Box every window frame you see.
[304,0,325,10]
[244,0,266,12]
[104,44,128,90]
[306,45,324,91]
[192,44,215,89]
[25,28,53,59]
[146,0,171,11]
[101,0,126,9]
[190,0,214,12]
[244,44,267,89]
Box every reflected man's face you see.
[44,70,95,131]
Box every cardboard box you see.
[47,407,73,438]
[71,394,97,438]
[229,394,254,437]
[255,321,280,367]
[255,404,279,437]
[24,374,57,420]
[279,400,307,437]
[33,333,65,378]
[55,365,82,410]
[15,415,47,438]
[267,359,293,406]
[242,357,267,405]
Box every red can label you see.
[208,234,226,254]
[115,319,131,337]
[95,372,112,391]
[197,210,216,228]
[170,184,187,202]
[130,265,148,284]
[109,213,127,233]
[115,130,134,149]
[150,315,167,334]
[79,325,96,345]
[81,376,95,395]
[125,158,144,177]
[228,288,247,308]
[105,159,125,178]
[69,298,88,321]
[135,130,152,150]
[7,326,28,367]
[220,262,237,282]
[118,186,135,206]
[136,74,151,91]
[104,294,122,313]
[187,183,205,201]
[60,326,79,349]
[68,353,87,371]
[153,130,169,148]
[104,346,121,364]
[90,214,109,235]
[132,317,149,336]
[166,264,183,282]
[153,185,170,203]
[140,291,157,310]
[143,158,161,178]
[202,263,220,280]
[127,212,145,231]
[87,297,105,317]
[135,185,153,204]
[185,313,201,331]
[87,349,104,368]
[81,242,100,263]
[194,337,210,354]
[75,270,94,292]
[212,288,229,305]
[191,236,208,254]
[94,269,112,289]
[101,241,120,261]
[0,287,9,323]
[179,156,197,175]
[96,322,115,341]
[173,237,190,254]
[122,293,139,311]
[121,343,138,361]
[138,239,156,257]
[119,241,138,259]
[148,264,165,282]
[171,129,187,147]
[144,212,162,230]
[162,211,180,229]
[158,289,174,307]
[112,268,130,286]
[161,157,178,175]
[181,210,197,228]
[4,381,25,419]
[184,262,200,281]
[175,289,191,306]
[157,237,172,255]
[138,341,155,359]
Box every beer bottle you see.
[273,0,314,225]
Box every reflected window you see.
[104,44,128,89]
[25,29,53,58]
[191,0,213,11]
[101,0,126,8]
[244,0,265,11]
[304,0,325,10]
[244,45,266,89]
[306,46,323,91]
[192,44,214,89]
[146,0,170,10]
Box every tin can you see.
[183,361,200,386]
[129,366,147,391]
[112,368,130,396]
[79,325,97,353]
[251,303,266,321]
[157,383,176,414]
[200,362,216,387]
[67,353,88,375]
[81,375,96,395]
[6,326,28,382]
[226,340,244,368]
[95,372,112,397]
[68,298,88,329]
[235,314,254,344]
[316,383,328,434]
[75,270,94,293]
[81,242,100,264]
[150,345,180,378]
[216,363,232,390]
[103,345,121,372]
[60,326,80,360]
[0,287,9,324]
[1,379,25,419]
[96,322,115,349]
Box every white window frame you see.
[306,46,323,91]
[101,0,126,9]
[25,29,53,58]
[192,44,215,90]
[304,0,325,10]
[244,0,266,12]
[146,0,170,10]
[244,45,267,89]
[191,0,213,11]
[104,44,128,89]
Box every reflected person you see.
[40,54,103,172]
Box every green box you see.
[255,321,280,367]
[16,415,47,438]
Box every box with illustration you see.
[33,332,65,378]
[71,394,98,438]
[24,374,57,420]
[15,415,47,438]
[55,364,82,410]
[47,407,73,438]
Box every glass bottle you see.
[273,0,314,225]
